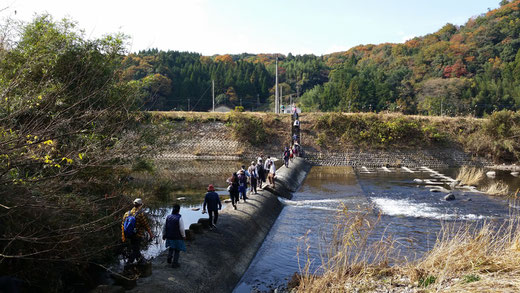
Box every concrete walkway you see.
[128,157,312,293]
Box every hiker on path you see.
[121,198,154,264]
[248,161,258,195]
[264,156,273,172]
[256,157,266,190]
[202,184,221,228]
[268,159,276,188]
[283,147,290,168]
[237,168,249,202]
[293,119,300,129]
[162,204,186,268]
[227,173,240,209]
[292,134,299,145]
[293,143,300,158]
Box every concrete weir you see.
[128,157,312,293]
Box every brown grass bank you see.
[150,110,520,164]
[294,212,520,293]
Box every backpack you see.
[123,210,140,237]
[284,150,290,158]
[238,173,247,185]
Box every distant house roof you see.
[213,105,232,112]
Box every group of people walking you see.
[120,115,304,270]
[225,155,278,210]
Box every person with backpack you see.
[162,204,186,268]
[283,147,290,168]
[202,184,222,228]
[121,198,154,264]
[226,172,239,209]
[237,169,248,202]
[248,161,258,195]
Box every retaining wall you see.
[305,148,490,168]
[128,157,312,293]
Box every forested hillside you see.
[126,0,520,117]
[308,0,520,116]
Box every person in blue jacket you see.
[162,204,186,268]
[202,184,222,228]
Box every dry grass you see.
[456,166,485,186]
[483,181,510,196]
[296,211,520,293]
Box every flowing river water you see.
[234,166,520,292]
[128,160,520,292]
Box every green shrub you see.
[462,274,480,284]
[316,133,327,147]
[466,110,520,162]
[422,125,447,142]
[154,180,175,202]
[419,275,436,287]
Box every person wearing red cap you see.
[202,184,222,229]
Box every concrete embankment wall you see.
[155,121,491,168]
[305,148,490,168]
[129,157,312,293]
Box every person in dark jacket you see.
[237,169,248,202]
[202,184,222,227]
[162,204,186,268]
[226,173,239,209]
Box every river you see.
[234,166,519,292]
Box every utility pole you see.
[275,55,279,113]
[296,84,300,103]
[280,85,283,113]
[212,80,215,112]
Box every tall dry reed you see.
[483,181,510,196]
[296,208,406,292]
[456,166,485,186]
[297,210,520,292]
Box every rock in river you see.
[444,193,455,201]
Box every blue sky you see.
[3,0,501,55]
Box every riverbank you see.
[126,158,312,293]
[151,111,519,168]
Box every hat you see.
[133,198,143,205]
[208,184,215,191]
[251,161,255,165]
